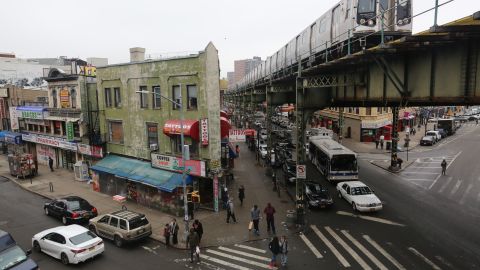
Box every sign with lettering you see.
[229,129,246,142]
[66,122,74,141]
[21,110,43,119]
[78,66,97,77]
[151,153,206,177]
[200,118,209,146]
[9,107,19,130]
[77,143,103,158]
[22,133,77,151]
[60,89,70,108]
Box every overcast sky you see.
[2,0,478,77]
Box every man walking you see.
[375,137,379,149]
[48,156,54,172]
[170,218,179,245]
[238,185,245,206]
[441,158,447,175]
[251,205,261,236]
[264,203,276,235]
[193,219,203,243]
[163,223,171,247]
[186,228,200,263]
[226,199,237,223]
[379,135,385,150]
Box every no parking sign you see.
[296,164,306,179]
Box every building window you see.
[53,121,61,135]
[366,107,372,115]
[52,89,58,108]
[187,85,198,110]
[61,122,66,136]
[71,88,77,109]
[73,123,80,137]
[114,87,121,107]
[153,86,161,109]
[171,136,182,154]
[146,123,158,148]
[108,121,124,144]
[139,86,148,108]
[188,140,199,157]
[172,85,181,110]
[355,107,360,114]
[377,107,381,113]
[104,88,112,107]
[45,122,51,134]
[348,107,353,113]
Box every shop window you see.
[108,121,124,144]
[45,123,51,134]
[170,135,182,154]
[71,88,77,109]
[366,107,372,115]
[152,86,161,109]
[139,86,148,108]
[355,107,360,114]
[187,85,197,110]
[52,89,58,108]
[53,121,62,135]
[74,123,80,137]
[189,140,199,157]
[104,88,112,107]
[348,107,353,113]
[114,87,121,107]
[172,85,181,110]
[146,123,158,148]
[377,107,381,113]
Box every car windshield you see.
[0,246,27,270]
[351,186,372,195]
[0,235,15,252]
[69,231,97,245]
[129,217,149,230]
[66,199,90,211]
[426,132,436,136]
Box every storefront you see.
[21,133,78,170]
[360,119,392,142]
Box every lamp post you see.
[136,86,189,239]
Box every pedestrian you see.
[235,144,240,157]
[226,199,237,223]
[163,223,171,247]
[268,236,280,268]
[186,228,200,263]
[412,128,416,136]
[441,158,447,175]
[170,218,179,245]
[193,219,203,243]
[264,203,276,235]
[279,235,289,267]
[397,157,403,169]
[375,138,379,149]
[238,185,245,206]
[33,158,38,176]
[379,135,385,150]
[222,187,229,209]
[48,156,54,172]
[272,172,277,191]
[251,204,261,236]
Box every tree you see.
[30,77,45,87]
[15,78,29,87]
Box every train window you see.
[319,17,326,33]
[396,0,411,20]
[379,0,388,11]
[358,0,375,13]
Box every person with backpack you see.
[238,185,245,206]
[279,235,289,267]
[268,236,280,268]
[186,228,200,263]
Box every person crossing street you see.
[251,205,261,236]
[441,158,447,175]
[264,203,276,235]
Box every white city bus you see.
[309,136,358,182]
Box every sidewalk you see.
[0,146,295,249]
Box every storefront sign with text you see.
[200,118,208,146]
[151,153,206,177]
[22,133,77,151]
[77,143,103,158]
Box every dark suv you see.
[0,230,38,270]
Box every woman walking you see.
[268,236,280,268]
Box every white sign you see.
[151,153,206,177]
[9,107,19,130]
[22,133,77,151]
[0,88,8,98]
[200,118,209,146]
[229,129,246,142]
[296,164,306,179]
[361,119,391,129]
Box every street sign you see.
[296,165,306,179]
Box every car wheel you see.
[33,241,41,252]
[89,225,97,234]
[44,208,49,216]
[61,253,69,265]
[62,216,68,225]
[114,235,123,247]
[352,203,357,212]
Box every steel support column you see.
[295,76,306,225]
[266,86,274,165]
[338,108,344,143]
[391,106,399,168]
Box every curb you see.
[369,159,415,173]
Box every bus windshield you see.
[331,155,357,171]
[396,0,411,20]
[358,0,376,13]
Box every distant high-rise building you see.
[232,56,261,86]
[227,72,235,89]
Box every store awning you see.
[16,106,46,112]
[220,117,231,138]
[2,131,23,144]
[91,155,192,192]
[163,120,199,141]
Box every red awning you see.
[163,120,200,141]
[220,110,229,119]
[220,117,231,138]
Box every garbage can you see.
[286,210,296,228]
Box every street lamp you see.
[136,85,190,239]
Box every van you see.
[0,230,38,269]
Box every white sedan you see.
[32,224,104,265]
[336,181,383,212]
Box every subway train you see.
[236,0,412,90]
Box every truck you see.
[437,118,456,136]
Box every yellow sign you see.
[60,89,70,108]
[79,66,96,77]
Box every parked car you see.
[32,225,104,265]
[260,130,268,140]
[44,196,97,225]
[0,230,38,270]
[283,159,296,183]
[336,181,383,212]
[89,210,152,247]
[436,128,448,138]
[259,144,268,159]
[454,115,469,123]
[425,130,442,142]
[304,181,333,209]
[420,136,435,146]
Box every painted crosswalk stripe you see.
[206,249,276,269]
[200,254,252,270]
[362,235,406,270]
[234,244,266,254]
[325,226,371,270]
[438,176,453,193]
[311,225,349,267]
[218,246,270,262]
[459,183,474,205]
[336,211,405,227]
[299,232,323,259]
[341,230,387,270]
[408,247,442,270]
[450,179,462,196]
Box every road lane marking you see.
[206,249,276,269]
[325,226,371,270]
[407,179,436,182]
[402,172,438,174]
[218,246,270,261]
[336,211,405,227]
[200,254,252,270]
[299,232,323,259]
[310,225,349,267]
[459,183,474,205]
[363,235,406,270]
[341,230,387,270]
[450,179,462,197]
[234,244,266,253]
[437,177,453,193]
[408,247,442,270]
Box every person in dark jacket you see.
[193,219,203,243]
[48,156,54,172]
[163,223,170,246]
[264,203,276,234]
[251,205,261,236]
[170,218,179,245]
[238,185,245,206]
[186,228,200,263]
[268,236,280,267]
[441,158,447,175]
